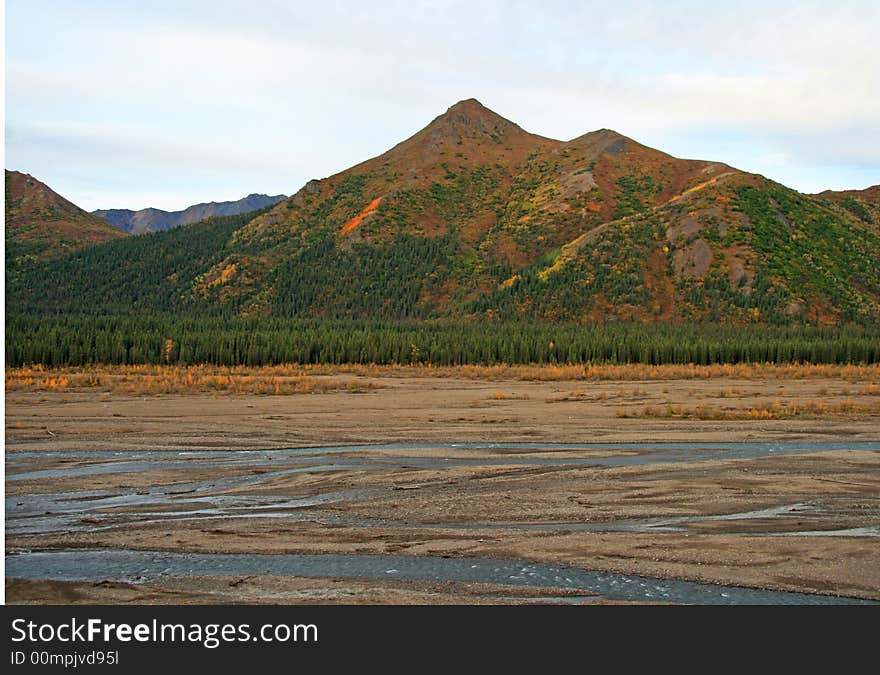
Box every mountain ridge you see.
[94,193,287,234]
[8,99,880,325]
[812,185,880,228]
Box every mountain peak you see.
[343,97,557,181]
[422,98,523,141]
[563,127,640,157]
[6,169,126,261]
[445,98,490,114]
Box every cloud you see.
[146,28,376,88]
[766,126,880,168]
[5,0,878,204]
[7,120,305,174]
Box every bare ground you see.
[6,369,880,603]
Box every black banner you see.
[1,604,873,669]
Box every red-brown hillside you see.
[6,170,126,263]
[10,101,879,325]
[231,99,739,287]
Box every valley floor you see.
[5,365,880,604]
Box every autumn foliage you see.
[340,196,383,236]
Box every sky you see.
[5,0,880,211]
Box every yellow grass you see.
[631,399,880,420]
[5,363,880,396]
[487,390,530,400]
[302,362,880,382]
[5,364,381,396]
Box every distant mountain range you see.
[7,99,880,324]
[94,193,287,234]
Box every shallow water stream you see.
[7,441,879,536]
[7,441,878,604]
[5,549,874,605]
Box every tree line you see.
[7,314,879,367]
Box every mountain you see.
[94,193,287,234]
[8,100,880,324]
[812,185,880,229]
[5,170,127,266]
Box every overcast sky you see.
[5,0,879,211]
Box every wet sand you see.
[6,371,880,603]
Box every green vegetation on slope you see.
[271,233,457,318]
[838,195,874,224]
[471,217,659,320]
[734,182,880,321]
[469,178,880,324]
[7,207,274,315]
[8,176,880,331]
